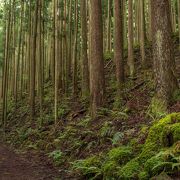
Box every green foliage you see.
[139,113,180,161]
[102,160,118,178]
[115,113,180,179]
[107,146,133,163]
[48,150,64,165]
[103,51,113,61]
[144,149,180,176]
[57,104,69,119]
[99,121,115,138]
[77,115,91,128]
[117,159,141,179]
[110,132,124,145]
[110,110,129,120]
[102,146,133,178]
[16,128,31,142]
[98,107,111,116]
[172,89,180,102]
[37,113,54,127]
[138,171,149,180]
[72,155,103,179]
[148,97,168,119]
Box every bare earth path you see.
[0,143,61,180]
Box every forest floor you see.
[0,142,61,180]
[0,37,180,179]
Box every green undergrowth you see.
[71,113,180,179]
[4,95,180,179]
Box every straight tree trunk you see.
[140,0,146,67]
[30,1,38,121]
[114,0,124,97]
[151,0,179,113]
[106,0,112,52]
[178,0,180,47]
[128,0,135,76]
[90,0,105,117]
[80,0,89,98]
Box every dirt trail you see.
[0,143,61,180]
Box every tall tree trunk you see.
[128,0,135,76]
[106,0,112,52]
[151,0,179,113]
[80,0,89,98]
[178,0,180,47]
[90,0,105,117]
[2,0,12,130]
[114,0,124,98]
[72,0,78,96]
[30,1,38,121]
[140,0,146,67]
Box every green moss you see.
[102,160,119,178]
[117,159,141,179]
[140,125,149,135]
[144,152,165,176]
[72,155,103,177]
[150,97,168,118]
[169,123,180,142]
[116,113,180,179]
[172,89,180,102]
[101,146,133,178]
[139,113,180,162]
[107,146,133,163]
[144,148,180,177]
[104,51,114,61]
[138,171,149,180]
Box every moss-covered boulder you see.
[139,113,180,161]
[117,113,180,179]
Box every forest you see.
[0,0,180,179]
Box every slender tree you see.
[178,0,180,47]
[128,0,135,76]
[89,0,105,117]
[80,0,89,98]
[114,0,124,98]
[30,1,38,120]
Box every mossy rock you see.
[144,151,171,176]
[139,113,180,162]
[116,113,180,179]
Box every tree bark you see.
[151,0,179,112]
[90,0,105,117]
[114,0,124,96]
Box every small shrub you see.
[48,150,64,165]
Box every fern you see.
[110,132,124,145]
